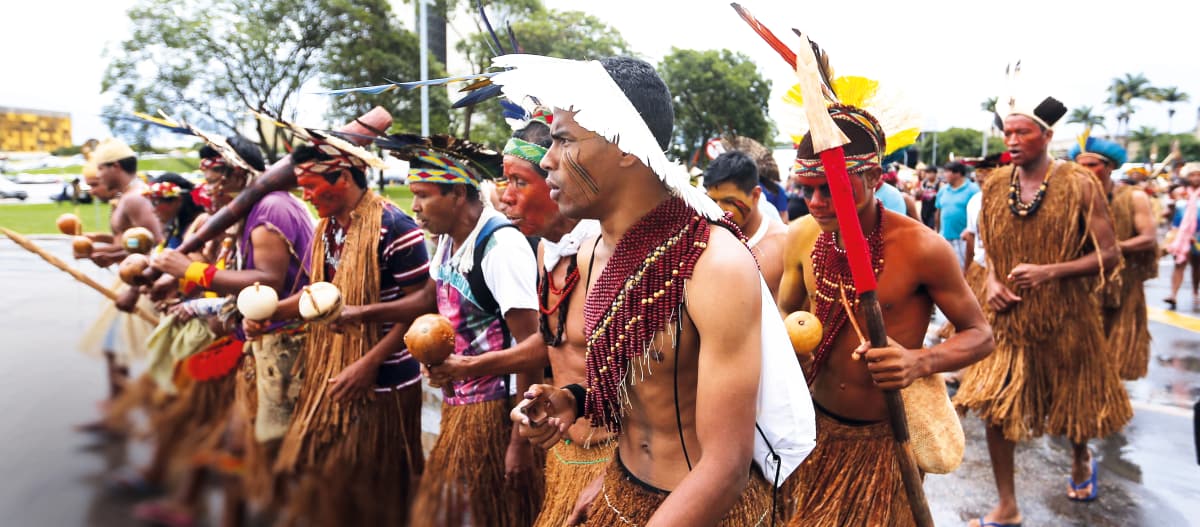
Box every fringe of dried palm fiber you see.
[955,163,1132,443]
[233,355,276,507]
[149,366,239,475]
[103,373,171,436]
[965,261,988,300]
[277,383,423,527]
[1104,284,1152,380]
[785,409,914,527]
[1111,186,1159,285]
[532,438,616,527]
[411,398,545,527]
[275,192,384,476]
[585,451,774,527]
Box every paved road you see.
[0,238,1197,526]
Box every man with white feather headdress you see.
[505,55,815,525]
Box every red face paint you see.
[296,167,349,218]
[500,155,558,236]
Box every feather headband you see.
[386,134,503,189]
[1068,130,1127,167]
[489,54,724,221]
[250,110,386,171]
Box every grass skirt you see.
[785,408,914,527]
[411,398,544,527]
[532,439,615,527]
[277,382,423,526]
[584,452,773,526]
[1104,281,1152,380]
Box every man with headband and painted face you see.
[261,137,434,526]
[777,97,992,523]
[703,150,788,298]
[1070,135,1158,381]
[497,110,611,527]
[400,134,546,527]
[505,55,815,526]
[955,95,1128,526]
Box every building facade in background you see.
[0,107,72,153]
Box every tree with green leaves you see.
[1106,73,1155,143]
[1067,106,1106,130]
[453,1,632,146]
[320,0,451,135]
[102,0,438,161]
[980,97,998,113]
[916,128,1005,166]
[1155,86,1190,133]
[1128,126,1160,162]
[658,48,773,166]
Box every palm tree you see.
[1128,126,1159,162]
[980,97,999,156]
[1107,73,1155,143]
[1156,86,1190,133]
[1067,106,1106,130]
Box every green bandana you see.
[503,137,547,167]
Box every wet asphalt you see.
[0,237,1197,526]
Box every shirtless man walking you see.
[509,56,772,525]
[778,103,993,526]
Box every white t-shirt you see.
[963,192,986,267]
[480,225,539,315]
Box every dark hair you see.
[116,156,137,174]
[435,182,480,202]
[943,162,968,176]
[290,144,368,189]
[151,173,203,240]
[600,56,674,151]
[703,151,759,194]
[511,120,551,178]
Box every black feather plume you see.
[477,0,506,55]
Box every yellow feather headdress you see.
[779,75,921,156]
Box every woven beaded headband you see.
[405,149,480,188]
[793,105,887,178]
[295,142,368,181]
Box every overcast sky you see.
[3,0,1198,147]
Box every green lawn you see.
[24,157,201,175]
[0,185,415,235]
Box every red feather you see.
[184,336,244,381]
[731,3,796,69]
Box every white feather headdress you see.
[489,54,723,221]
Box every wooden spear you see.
[730,4,933,525]
[1,227,159,325]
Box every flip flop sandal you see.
[1067,457,1099,502]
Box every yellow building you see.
[0,106,72,152]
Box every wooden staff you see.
[1,227,159,325]
[789,36,933,527]
[731,5,933,522]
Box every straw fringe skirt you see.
[236,330,305,505]
[532,439,615,527]
[411,398,544,527]
[583,452,773,527]
[785,409,914,527]
[1104,283,1152,380]
[278,382,424,527]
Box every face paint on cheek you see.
[563,149,600,196]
